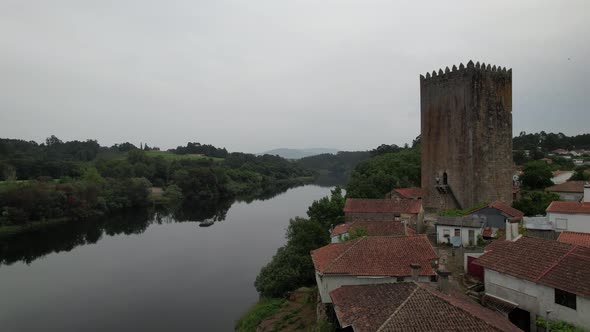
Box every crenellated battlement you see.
[419,60,511,81]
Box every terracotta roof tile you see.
[344,198,422,214]
[468,201,524,218]
[546,181,586,193]
[558,231,590,248]
[475,237,590,298]
[393,187,425,199]
[546,201,590,214]
[330,283,521,332]
[330,221,409,237]
[311,236,437,277]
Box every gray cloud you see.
[1,0,589,152]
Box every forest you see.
[0,137,313,230]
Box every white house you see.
[435,215,485,247]
[475,236,590,331]
[546,183,590,233]
[310,235,438,303]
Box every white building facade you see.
[484,269,590,331]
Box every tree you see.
[571,166,590,181]
[513,191,560,216]
[285,217,330,255]
[307,186,345,230]
[346,149,421,198]
[520,161,553,189]
[340,226,368,241]
[45,135,63,146]
[512,150,528,165]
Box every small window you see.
[396,276,405,282]
[555,289,576,310]
[454,229,460,237]
[556,218,568,230]
[430,275,438,282]
[443,229,450,237]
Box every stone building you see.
[420,61,513,210]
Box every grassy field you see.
[144,150,224,162]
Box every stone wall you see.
[420,61,513,210]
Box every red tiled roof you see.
[330,283,521,332]
[547,181,586,193]
[330,221,409,237]
[546,201,590,214]
[311,236,437,277]
[344,198,422,214]
[483,236,507,252]
[558,231,590,248]
[475,236,590,298]
[393,187,425,199]
[468,201,524,218]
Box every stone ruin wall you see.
[420,61,513,210]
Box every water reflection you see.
[0,183,301,267]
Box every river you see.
[0,185,336,331]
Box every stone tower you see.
[420,61,513,210]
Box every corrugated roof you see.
[436,215,485,228]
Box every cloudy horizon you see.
[1,0,589,153]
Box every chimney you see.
[584,183,590,203]
[437,270,451,294]
[410,263,421,281]
[505,217,521,241]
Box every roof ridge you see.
[375,283,420,332]
[535,244,578,282]
[323,237,365,273]
[415,283,511,332]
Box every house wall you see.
[547,212,590,233]
[316,273,432,303]
[470,207,508,229]
[435,225,482,246]
[484,269,590,331]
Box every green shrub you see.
[235,298,286,332]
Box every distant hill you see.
[259,148,339,159]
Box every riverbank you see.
[236,288,334,332]
[0,217,69,238]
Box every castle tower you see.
[420,61,513,210]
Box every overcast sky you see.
[1,1,589,153]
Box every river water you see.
[0,185,335,331]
